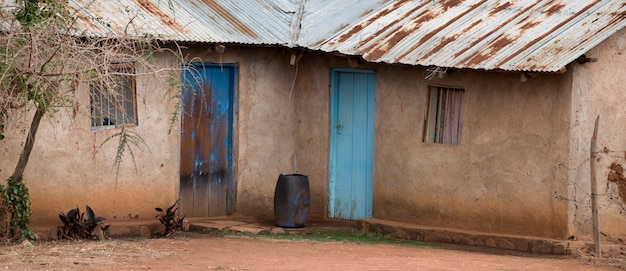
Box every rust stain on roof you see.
[490,1,512,16]
[393,0,488,62]
[354,1,431,57]
[414,10,437,25]
[609,10,626,26]
[421,35,459,60]
[362,5,435,60]
[489,36,515,51]
[58,0,626,72]
[378,7,435,51]
[417,0,487,46]
[360,21,403,59]
[337,24,363,43]
[496,1,600,67]
[581,9,626,45]
[521,20,542,30]
[367,47,388,61]
[463,36,514,66]
[545,3,565,16]
[387,29,411,47]
[358,22,402,56]
[464,52,491,67]
[335,1,407,45]
[452,20,493,59]
[442,0,463,12]
[135,0,186,32]
[67,5,99,30]
[455,3,535,63]
[200,0,259,39]
[526,64,539,70]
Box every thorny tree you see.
[0,0,182,240]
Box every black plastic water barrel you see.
[274,174,310,228]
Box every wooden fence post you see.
[590,115,601,257]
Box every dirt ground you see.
[0,234,622,271]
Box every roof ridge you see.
[288,0,305,47]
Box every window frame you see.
[90,63,138,130]
[424,85,465,145]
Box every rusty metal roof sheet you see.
[2,0,625,72]
[67,0,297,45]
[305,0,626,72]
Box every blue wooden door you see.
[329,69,376,220]
[180,64,235,217]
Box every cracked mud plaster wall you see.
[231,48,364,219]
[173,46,313,218]
[0,45,319,225]
[373,64,570,239]
[569,27,626,241]
[232,47,573,239]
[229,46,572,239]
[0,54,180,225]
[608,162,626,202]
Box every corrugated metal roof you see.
[305,0,626,72]
[67,0,297,45]
[2,0,625,72]
[295,0,390,47]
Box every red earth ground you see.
[0,233,621,270]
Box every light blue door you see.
[329,69,376,220]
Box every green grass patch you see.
[218,230,434,248]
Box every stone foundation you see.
[359,219,571,255]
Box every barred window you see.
[425,86,464,144]
[90,63,137,128]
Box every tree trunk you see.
[11,105,45,181]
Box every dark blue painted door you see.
[329,69,376,220]
[180,64,235,217]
